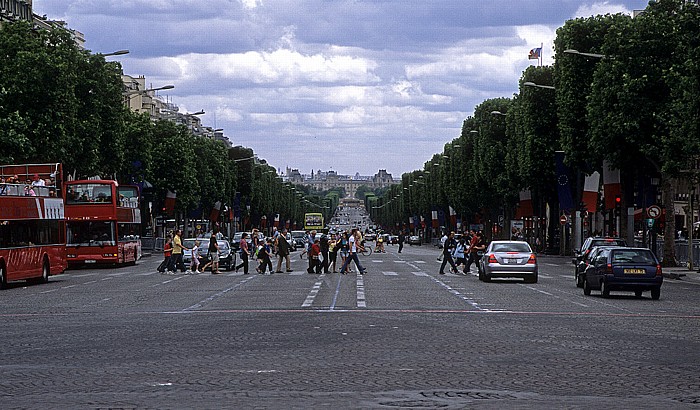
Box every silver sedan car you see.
[478,240,538,283]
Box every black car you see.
[198,239,235,271]
[574,246,619,288]
[573,237,627,270]
[582,247,663,299]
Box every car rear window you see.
[591,239,626,247]
[492,243,532,253]
[611,249,656,264]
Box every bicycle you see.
[359,245,373,257]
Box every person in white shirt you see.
[31,174,45,187]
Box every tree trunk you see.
[662,174,677,267]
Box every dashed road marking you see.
[302,275,326,308]
[183,275,257,311]
[357,274,366,308]
[382,271,398,276]
[428,275,484,311]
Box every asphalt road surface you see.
[2,243,700,409]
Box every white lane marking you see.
[523,285,552,296]
[162,276,186,284]
[414,261,426,264]
[70,273,97,278]
[101,277,113,281]
[383,271,398,276]
[428,275,484,311]
[40,289,58,294]
[562,275,575,279]
[357,274,366,308]
[522,284,589,308]
[412,272,429,276]
[137,272,156,276]
[84,280,97,285]
[538,274,552,279]
[372,260,383,263]
[183,275,257,311]
[108,272,129,277]
[394,260,406,263]
[302,275,326,308]
[544,263,559,267]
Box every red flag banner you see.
[165,190,176,217]
[515,190,533,219]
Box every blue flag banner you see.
[555,151,574,212]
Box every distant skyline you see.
[37,1,649,177]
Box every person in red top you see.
[310,238,322,274]
[158,235,173,273]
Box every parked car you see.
[581,247,662,299]
[408,235,421,245]
[364,232,377,241]
[573,237,628,267]
[198,239,235,271]
[478,240,538,283]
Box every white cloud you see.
[573,2,632,18]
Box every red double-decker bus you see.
[0,163,67,289]
[64,180,142,266]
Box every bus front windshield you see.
[66,183,113,204]
[67,221,116,246]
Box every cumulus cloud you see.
[573,1,633,18]
[36,0,647,175]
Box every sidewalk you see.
[663,266,700,282]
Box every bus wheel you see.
[0,264,7,289]
[40,259,50,284]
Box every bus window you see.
[67,221,116,246]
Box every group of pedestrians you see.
[305,229,367,275]
[439,230,486,275]
[157,229,222,274]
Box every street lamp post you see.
[100,49,130,57]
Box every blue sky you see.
[35,0,649,177]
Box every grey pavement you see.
[1,244,699,408]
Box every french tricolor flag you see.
[603,161,621,210]
[582,172,600,213]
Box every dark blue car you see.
[582,247,663,300]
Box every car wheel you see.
[651,287,661,300]
[583,277,591,296]
[483,272,491,283]
[575,270,583,288]
[478,269,483,281]
[601,280,610,298]
[634,290,643,298]
[525,274,538,284]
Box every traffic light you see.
[614,195,621,217]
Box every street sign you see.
[647,205,662,220]
[559,215,568,225]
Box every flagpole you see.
[540,42,543,67]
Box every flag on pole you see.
[431,210,439,228]
[603,160,621,210]
[528,47,542,60]
[209,201,222,223]
[449,206,457,228]
[555,151,574,212]
[165,190,176,217]
[582,172,601,213]
[515,190,534,219]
